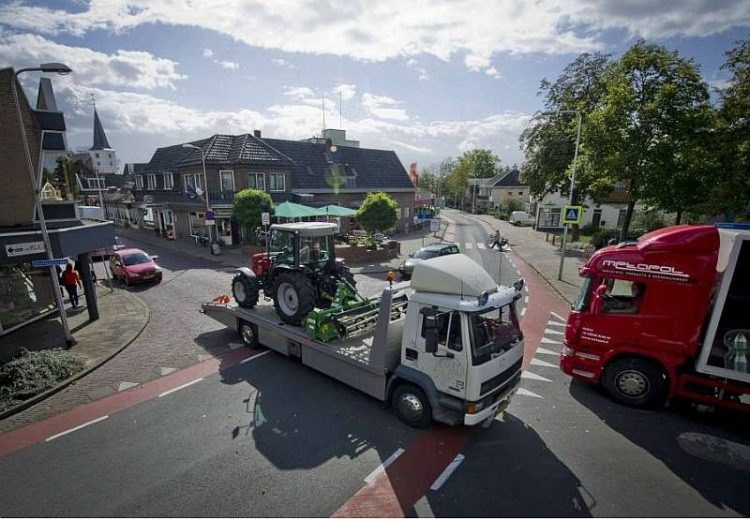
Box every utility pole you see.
[557,110,582,281]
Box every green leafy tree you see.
[503,198,526,213]
[709,38,750,220]
[456,149,501,179]
[355,192,398,234]
[583,40,712,240]
[417,170,438,193]
[232,189,273,244]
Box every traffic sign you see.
[562,205,583,225]
[5,241,45,257]
[430,219,440,232]
[204,210,215,224]
[32,258,69,268]
[261,212,270,226]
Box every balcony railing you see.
[207,190,236,204]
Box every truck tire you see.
[239,320,259,348]
[272,272,315,325]
[602,357,667,409]
[232,274,259,309]
[392,384,432,429]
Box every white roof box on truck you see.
[410,254,497,297]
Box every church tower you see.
[89,106,117,174]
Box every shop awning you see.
[273,201,321,219]
[319,205,357,217]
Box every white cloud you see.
[361,93,409,121]
[333,83,357,101]
[271,58,294,68]
[283,86,315,100]
[0,32,186,90]
[405,58,429,81]
[485,66,502,79]
[218,60,239,70]
[202,48,213,58]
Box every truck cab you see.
[390,255,524,426]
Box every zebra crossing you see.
[513,312,567,401]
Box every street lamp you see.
[181,143,211,248]
[12,63,74,346]
[542,109,582,281]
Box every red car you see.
[109,248,163,286]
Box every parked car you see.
[92,235,126,261]
[510,211,535,226]
[109,248,162,286]
[398,243,460,279]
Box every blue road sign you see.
[32,258,69,268]
[562,205,583,225]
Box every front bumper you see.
[463,376,521,426]
[560,343,602,383]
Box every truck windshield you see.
[573,276,594,311]
[468,304,522,366]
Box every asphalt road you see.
[1,217,749,517]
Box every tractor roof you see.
[271,222,338,237]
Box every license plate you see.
[143,274,154,280]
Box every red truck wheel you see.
[602,357,667,409]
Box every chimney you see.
[253,129,261,138]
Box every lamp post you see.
[551,110,582,281]
[181,143,211,248]
[12,63,74,346]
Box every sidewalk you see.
[0,284,150,419]
[443,209,584,304]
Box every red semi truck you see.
[561,224,750,411]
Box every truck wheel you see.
[239,320,259,348]
[232,274,259,309]
[272,272,315,326]
[602,357,667,408]
[392,384,432,429]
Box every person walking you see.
[490,229,507,250]
[61,263,83,309]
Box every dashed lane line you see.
[465,242,473,249]
[520,307,527,317]
[240,350,272,364]
[477,242,486,250]
[157,378,203,398]
[364,448,406,483]
[430,453,465,491]
[45,416,109,442]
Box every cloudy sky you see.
[1,0,749,171]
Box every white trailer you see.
[202,254,525,428]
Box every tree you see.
[520,52,612,202]
[417,169,438,193]
[232,189,273,243]
[456,149,501,179]
[583,40,711,240]
[709,38,750,220]
[355,192,398,234]
[503,198,526,213]
[46,155,79,199]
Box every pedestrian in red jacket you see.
[61,264,83,308]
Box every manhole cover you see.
[677,432,750,471]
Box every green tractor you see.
[231,222,357,325]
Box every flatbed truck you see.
[203,254,525,428]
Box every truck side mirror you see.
[591,285,608,314]
[424,315,438,354]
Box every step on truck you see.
[202,253,525,428]
[562,223,750,411]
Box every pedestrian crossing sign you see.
[562,205,583,225]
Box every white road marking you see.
[530,358,558,368]
[521,370,552,382]
[546,320,565,327]
[430,453,465,491]
[364,448,405,483]
[524,285,529,293]
[541,336,562,344]
[117,381,139,392]
[240,350,272,364]
[520,307,527,317]
[197,354,212,362]
[228,342,244,350]
[524,296,529,304]
[544,328,565,336]
[158,378,203,398]
[516,387,543,398]
[413,496,436,518]
[465,242,473,249]
[477,242,486,250]
[160,367,177,376]
[45,416,109,442]
[550,311,566,322]
[535,347,560,356]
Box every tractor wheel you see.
[232,274,259,309]
[272,272,316,325]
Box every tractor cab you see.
[253,222,337,276]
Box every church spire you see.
[90,103,111,150]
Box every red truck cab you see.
[561,224,750,411]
